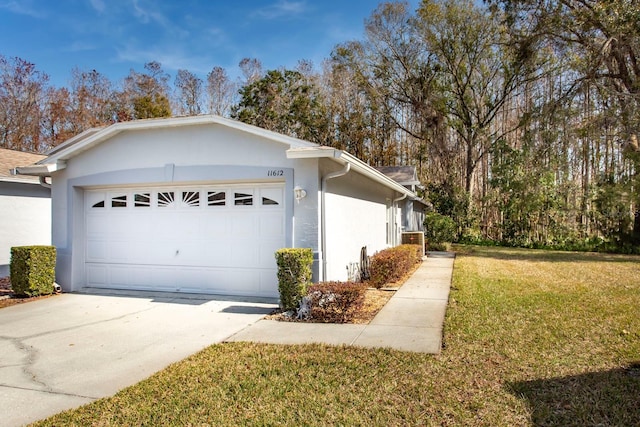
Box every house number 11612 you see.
[267,170,284,177]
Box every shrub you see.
[275,248,314,311]
[306,281,366,323]
[424,212,457,244]
[369,244,422,289]
[10,245,57,297]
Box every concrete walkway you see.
[226,252,455,353]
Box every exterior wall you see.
[321,160,399,282]
[0,182,51,276]
[403,199,425,232]
[50,123,320,292]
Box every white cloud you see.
[253,0,307,20]
[115,44,213,75]
[90,0,105,13]
[130,0,188,38]
[0,1,45,18]
[67,41,96,52]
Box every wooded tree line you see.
[2,0,639,251]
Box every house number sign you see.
[267,169,284,177]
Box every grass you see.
[33,246,640,426]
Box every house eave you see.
[11,161,66,177]
[287,147,419,199]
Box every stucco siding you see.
[63,124,292,178]
[322,162,397,282]
[0,192,51,276]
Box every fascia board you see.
[44,115,317,164]
[286,147,340,159]
[288,147,418,199]
[12,161,66,176]
[337,151,417,198]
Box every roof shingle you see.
[0,148,46,183]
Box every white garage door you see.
[84,184,285,297]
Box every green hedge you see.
[10,245,57,297]
[369,244,422,289]
[275,248,314,311]
[424,212,457,244]
[306,281,366,323]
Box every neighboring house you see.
[375,166,427,233]
[14,115,426,298]
[0,148,51,277]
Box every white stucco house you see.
[14,115,426,298]
[1,148,52,277]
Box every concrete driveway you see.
[0,290,277,426]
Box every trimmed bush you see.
[275,248,314,311]
[10,245,57,297]
[424,212,457,245]
[306,281,366,323]
[369,244,422,289]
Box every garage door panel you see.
[231,213,257,236]
[86,240,107,262]
[86,215,109,237]
[203,215,231,236]
[205,242,232,266]
[231,240,259,267]
[259,270,278,295]
[221,270,258,294]
[259,212,285,238]
[109,240,133,262]
[258,239,285,268]
[85,184,285,297]
[86,264,107,285]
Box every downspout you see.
[39,176,52,189]
[320,162,351,281]
[393,193,407,246]
[10,167,52,189]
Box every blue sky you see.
[0,0,421,88]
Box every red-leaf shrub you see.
[306,281,366,323]
[369,244,422,288]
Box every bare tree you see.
[0,55,48,152]
[174,69,203,116]
[40,86,73,150]
[69,67,115,132]
[205,66,236,117]
[238,58,263,85]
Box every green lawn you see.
[34,246,640,426]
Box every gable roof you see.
[14,115,423,200]
[0,148,47,184]
[45,115,318,164]
[374,166,421,187]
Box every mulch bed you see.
[0,276,11,294]
[0,276,57,308]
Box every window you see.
[234,192,253,206]
[134,193,151,207]
[207,191,226,206]
[111,194,127,208]
[262,197,279,205]
[260,188,282,206]
[92,201,105,208]
[182,191,200,207]
[158,191,175,208]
